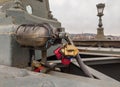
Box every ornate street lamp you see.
[96,3,105,28]
[95,3,105,40]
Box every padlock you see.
[54,47,72,65]
[54,47,62,59]
[61,57,71,65]
[34,66,45,72]
[31,60,45,72]
[61,44,79,57]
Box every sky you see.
[49,0,120,36]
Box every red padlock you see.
[54,47,71,65]
[54,47,62,59]
[61,57,71,65]
[34,66,44,72]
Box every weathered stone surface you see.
[0,65,119,87]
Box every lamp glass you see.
[96,3,105,16]
[98,8,103,14]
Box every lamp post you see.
[95,3,105,40]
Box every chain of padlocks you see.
[54,44,79,65]
[31,33,93,78]
[31,44,79,72]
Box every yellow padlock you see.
[61,44,79,57]
[32,60,42,68]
